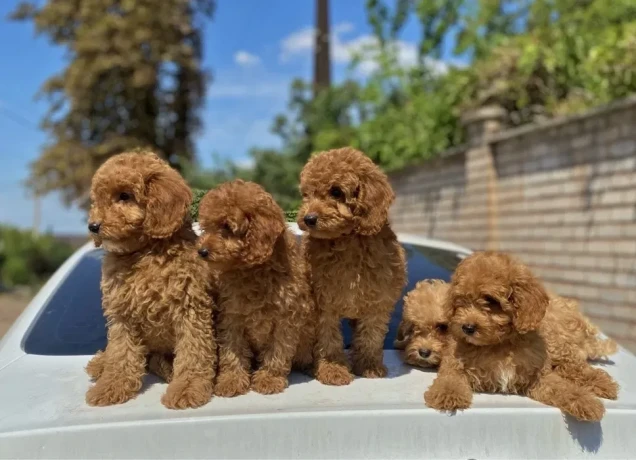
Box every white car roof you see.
[0,225,634,459]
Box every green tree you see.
[11,0,214,208]
[463,0,636,124]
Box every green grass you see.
[190,189,298,223]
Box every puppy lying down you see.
[424,252,618,422]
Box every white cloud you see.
[280,26,315,62]
[333,22,354,35]
[236,157,256,169]
[234,50,261,67]
[279,22,451,76]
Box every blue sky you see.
[0,0,455,234]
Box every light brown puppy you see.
[395,279,615,370]
[424,251,618,422]
[84,150,216,409]
[298,147,407,386]
[197,180,314,397]
[394,279,450,369]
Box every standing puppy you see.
[298,147,407,386]
[197,180,313,396]
[85,150,216,409]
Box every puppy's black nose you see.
[303,213,318,227]
[88,222,101,234]
[462,324,477,335]
[418,349,432,359]
[198,248,209,258]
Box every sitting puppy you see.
[424,251,618,422]
[298,147,407,386]
[197,180,313,396]
[394,280,450,369]
[84,150,216,409]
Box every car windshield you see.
[22,242,467,356]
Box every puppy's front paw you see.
[315,362,354,386]
[214,372,250,398]
[424,379,472,412]
[162,377,212,409]
[566,394,605,422]
[353,363,388,379]
[251,370,288,395]
[86,379,138,406]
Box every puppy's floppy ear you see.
[508,273,549,333]
[394,319,414,350]
[354,169,395,235]
[143,167,192,239]
[242,200,286,266]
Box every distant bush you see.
[0,226,74,288]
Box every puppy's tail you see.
[576,313,618,360]
[585,337,618,360]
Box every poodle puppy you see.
[197,180,314,397]
[424,251,618,422]
[542,295,617,362]
[84,150,216,409]
[392,279,616,370]
[298,147,407,386]
[394,279,450,369]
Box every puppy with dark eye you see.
[298,147,407,386]
[394,280,450,369]
[424,251,618,422]
[197,180,314,397]
[84,150,216,410]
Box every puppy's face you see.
[88,151,191,253]
[297,148,394,238]
[395,280,450,368]
[395,320,448,368]
[446,252,549,346]
[197,180,285,270]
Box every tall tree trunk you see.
[313,0,331,96]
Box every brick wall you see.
[390,98,636,353]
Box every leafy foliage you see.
[0,226,74,287]
[462,0,636,124]
[11,0,215,208]
[17,0,636,215]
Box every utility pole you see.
[313,0,331,96]
[32,193,40,237]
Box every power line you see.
[0,103,39,131]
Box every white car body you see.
[0,224,635,459]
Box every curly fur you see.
[197,180,314,397]
[297,147,407,385]
[84,150,216,409]
[424,251,618,422]
[395,280,450,369]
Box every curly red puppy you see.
[424,251,618,422]
[298,147,407,386]
[84,150,216,409]
[394,280,450,369]
[197,180,313,397]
